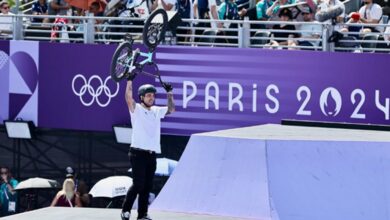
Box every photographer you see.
[0,167,18,217]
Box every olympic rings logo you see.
[72,74,119,107]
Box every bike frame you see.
[137,51,153,65]
[123,49,154,73]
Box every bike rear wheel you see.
[142,9,168,50]
[110,42,133,82]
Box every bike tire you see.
[142,9,168,50]
[110,41,133,82]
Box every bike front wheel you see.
[110,42,133,82]
[142,9,168,50]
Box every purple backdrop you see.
[1,41,389,135]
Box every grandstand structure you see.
[0,0,389,52]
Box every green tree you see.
[7,0,16,8]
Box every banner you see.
[0,41,39,125]
[155,47,390,134]
[0,41,9,124]
[1,40,389,136]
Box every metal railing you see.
[331,22,390,53]
[1,13,390,53]
[247,20,324,50]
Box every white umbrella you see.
[15,177,60,190]
[128,158,178,176]
[89,176,132,198]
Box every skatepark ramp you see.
[152,124,390,220]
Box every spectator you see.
[193,0,223,28]
[218,0,240,21]
[176,0,192,18]
[267,8,297,48]
[65,167,90,207]
[151,0,177,44]
[0,1,14,37]
[316,0,345,23]
[384,21,390,42]
[295,6,322,48]
[72,7,85,31]
[122,0,151,19]
[255,0,274,20]
[266,0,295,19]
[347,0,383,33]
[48,0,70,16]
[50,178,82,207]
[238,0,272,32]
[89,2,101,16]
[50,17,70,42]
[176,0,193,42]
[32,0,49,23]
[87,1,105,35]
[177,0,192,23]
[152,0,177,11]
[218,0,240,43]
[0,167,18,217]
[116,0,151,38]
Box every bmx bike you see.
[110,8,168,85]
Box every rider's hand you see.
[162,82,173,93]
[127,72,137,81]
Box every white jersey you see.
[0,12,14,33]
[130,103,168,153]
[359,3,382,22]
[358,3,383,32]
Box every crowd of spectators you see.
[0,164,159,216]
[0,165,92,217]
[0,0,389,49]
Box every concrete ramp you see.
[152,124,390,220]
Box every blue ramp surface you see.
[152,135,272,219]
[153,124,390,220]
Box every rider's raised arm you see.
[161,83,175,115]
[126,80,136,113]
[166,91,175,115]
